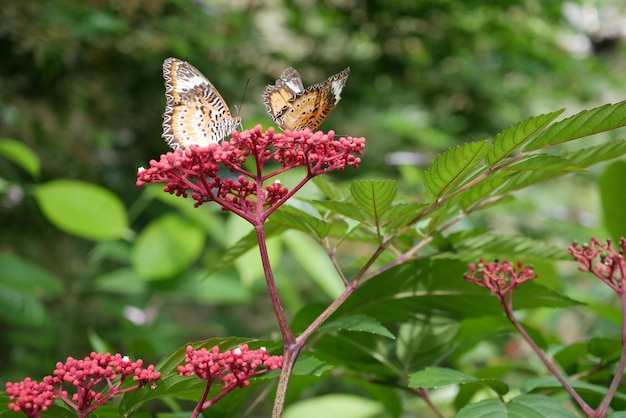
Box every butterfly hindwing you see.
[162,57,241,149]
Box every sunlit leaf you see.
[275,205,332,239]
[382,202,429,231]
[210,222,287,275]
[525,101,626,151]
[314,200,368,223]
[495,170,567,196]
[131,214,205,280]
[523,375,626,409]
[599,161,626,240]
[503,154,584,172]
[350,180,398,220]
[410,367,508,395]
[487,109,564,167]
[0,137,41,178]
[563,139,626,167]
[34,180,128,240]
[319,314,395,339]
[450,172,513,210]
[283,230,344,298]
[283,394,384,418]
[424,141,491,197]
[449,233,571,261]
[457,395,577,418]
[312,175,346,201]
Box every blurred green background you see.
[1,0,626,409]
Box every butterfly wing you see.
[162,57,241,149]
[263,67,350,131]
[262,67,304,125]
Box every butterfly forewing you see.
[276,68,305,94]
[262,66,350,131]
[162,57,240,149]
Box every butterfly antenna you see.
[234,78,250,131]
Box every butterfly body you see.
[263,67,350,131]
[162,57,240,149]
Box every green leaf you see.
[210,221,287,275]
[424,140,491,197]
[503,154,584,172]
[563,139,626,168]
[167,269,251,304]
[396,321,459,370]
[452,172,514,210]
[319,314,395,339]
[32,404,77,418]
[314,200,369,223]
[131,214,205,280]
[34,180,129,240]
[487,109,565,167]
[552,342,590,373]
[0,137,41,178]
[587,337,620,360]
[283,230,344,298]
[599,161,626,240]
[283,394,384,418]
[275,205,332,238]
[350,180,398,220]
[495,170,568,196]
[334,259,579,327]
[450,233,570,261]
[383,202,429,230]
[349,379,402,418]
[292,355,334,377]
[525,101,626,151]
[409,367,508,395]
[312,175,346,201]
[457,395,577,418]
[522,376,626,410]
[0,253,63,326]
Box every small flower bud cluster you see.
[177,344,283,389]
[5,352,161,417]
[464,259,537,296]
[569,237,626,294]
[137,126,365,214]
[5,378,55,416]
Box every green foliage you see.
[0,138,41,179]
[3,0,626,416]
[599,161,626,240]
[410,367,509,395]
[34,180,129,240]
[457,395,579,418]
[131,214,205,280]
[0,253,63,326]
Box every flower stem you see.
[255,224,294,344]
[501,294,594,415]
[594,289,626,417]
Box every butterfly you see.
[161,57,241,149]
[262,66,350,131]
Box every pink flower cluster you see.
[5,352,161,417]
[178,344,283,389]
[5,378,54,416]
[136,126,365,215]
[464,259,537,296]
[569,237,626,294]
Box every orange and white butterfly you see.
[162,57,241,149]
[262,67,350,131]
